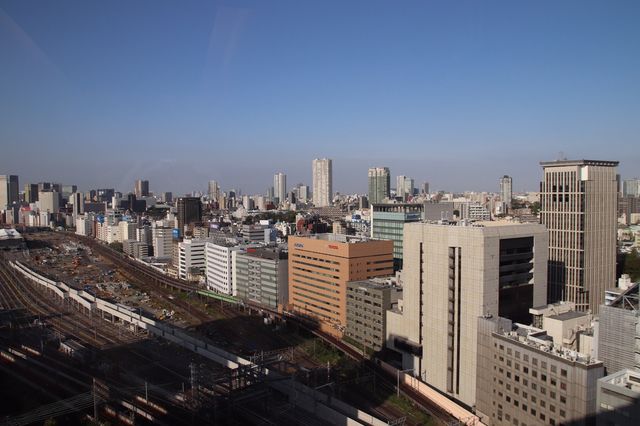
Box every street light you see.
[397,368,414,398]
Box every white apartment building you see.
[312,158,332,207]
[152,226,174,258]
[75,215,92,237]
[205,242,258,295]
[178,239,207,281]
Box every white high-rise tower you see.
[273,172,287,205]
[312,158,332,207]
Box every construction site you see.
[0,230,449,426]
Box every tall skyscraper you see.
[396,175,414,199]
[71,192,84,217]
[24,183,39,203]
[135,179,149,197]
[540,159,618,313]
[421,182,429,195]
[298,184,309,203]
[622,178,640,197]
[499,175,513,207]
[208,180,220,201]
[387,221,548,407]
[0,175,19,209]
[273,172,287,205]
[368,167,390,204]
[312,158,332,207]
[176,197,202,236]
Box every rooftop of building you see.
[348,277,398,291]
[547,311,589,321]
[540,159,619,167]
[239,247,287,261]
[599,369,640,394]
[418,219,545,229]
[294,233,373,244]
[606,282,639,311]
[488,317,600,366]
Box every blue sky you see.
[1,0,639,195]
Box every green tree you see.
[108,241,123,253]
[530,201,541,215]
[623,249,640,281]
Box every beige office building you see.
[540,160,618,313]
[386,221,548,407]
[288,234,393,336]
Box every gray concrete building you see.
[598,282,639,375]
[346,278,401,352]
[234,247,288,310]
[386,220,548,407]
[540,160,618,313]
[476,316,604,425]
[596,369,640,426]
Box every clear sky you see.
[1,0,639,196]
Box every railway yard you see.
[0,230,446,425]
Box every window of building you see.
[523,366,529,374]
[540,413,545,421]
[522,404,527,412]
[507,348,512,355]
[515,351,520,359]
[533,358,538,366]
[541,387,546,395]
[560,396,566,404]
[540,400,546,408]
[541,374,547,382]
[541,361,547,369]
[524,354,529,362]
[560,409,566,418]
[532,371,538,378]
[531,408,536,416]
[561,369,567,377]
[531,383,537,391]
[506,396,511,403]
[550,378,557,387]
[550,419,555,426]
[550,391,556,399]
[560,382,567,391]
[551,365,557,374]
[531,396,537,403]
[523,379,528,386]
[550,405,555,413]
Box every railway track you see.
[0,259,138,349]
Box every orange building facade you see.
[288,234,393,336]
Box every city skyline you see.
[1,1,639,194]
